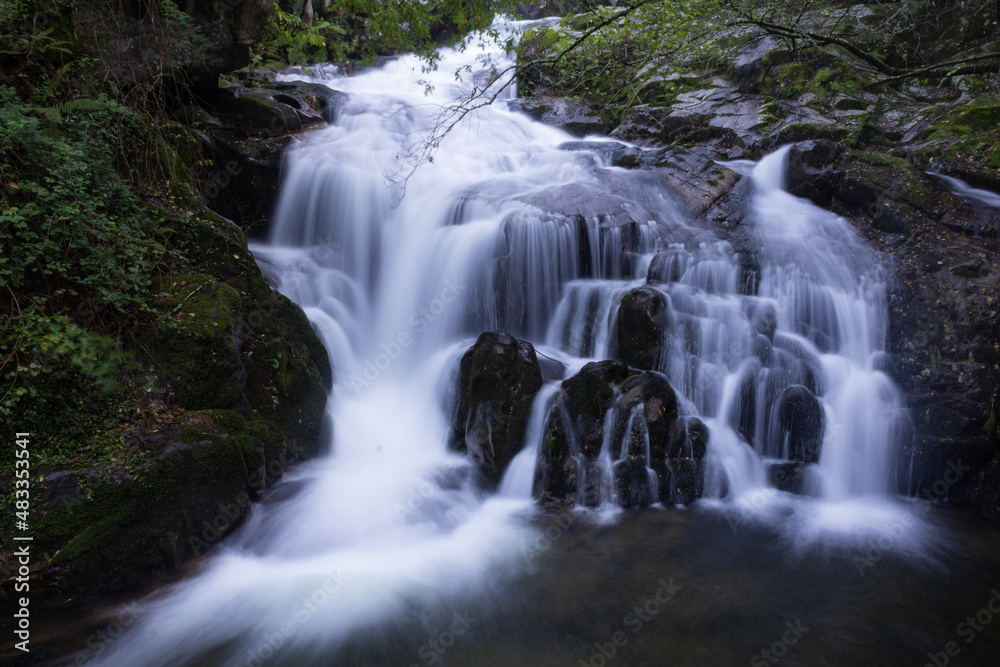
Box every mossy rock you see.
[769,121,854,146]
[835,149,929,233]
[35,423,255,602]
[147,274,247,410]
[243,335,328,458]
[246,418,291,485]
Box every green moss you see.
[766,62,815,99]
[953,260,988,278]
[774,122,853,145]
[242,309,329,457]
[37,426,253,596]
[147,275,245,409]
[812,69,835,87]
[851,150,927,205]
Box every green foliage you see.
[517,1,722,117]
[1,310,125,431]
[0,86,171,315]
[259,8,351,66]
[159,0,213,71]
[256,0,506,68]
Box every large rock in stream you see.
[450,332,544,485]
[615,287,671,371]
[532,360,707,509]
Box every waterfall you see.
[80,17,935,667]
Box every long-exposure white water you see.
[79,16,946,667]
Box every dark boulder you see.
[768,462,819,495]
[617,372,679,466]
[777,385,824,464]
[532,404,579,507]
[561,360,632,457]
[669,417,709,462]
[785,139,843,207]
[615,287,670,371]
[614,457,656,509]
[450,332,544,485]
[662,417,708,504]
[663,457,704,505]
[534,362,685,508]
[646,247,688,284]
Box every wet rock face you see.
[562,360,633,457]
[825,150,1000,509]
[197,83,335,237]
[661,417,708,505]
[614,457,656,509]
[533,361,699,508]
[77,0,275,96]
[786,139,843,207]
[533,404,579,507]
[507,97,609,137]
[615,287,670,371]
[777,385,824,464]
[618,372,678,465]
[450,332,544,485]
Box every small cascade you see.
[533,146,911,515]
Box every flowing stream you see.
[70,18,1000,667]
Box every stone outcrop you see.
[450,332,545,485]
[531,361,703,509]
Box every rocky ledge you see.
[488,11,1000,513]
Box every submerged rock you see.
[450,332,544,485]
[768,461,819,495]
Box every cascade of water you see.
[82,16,930,666]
